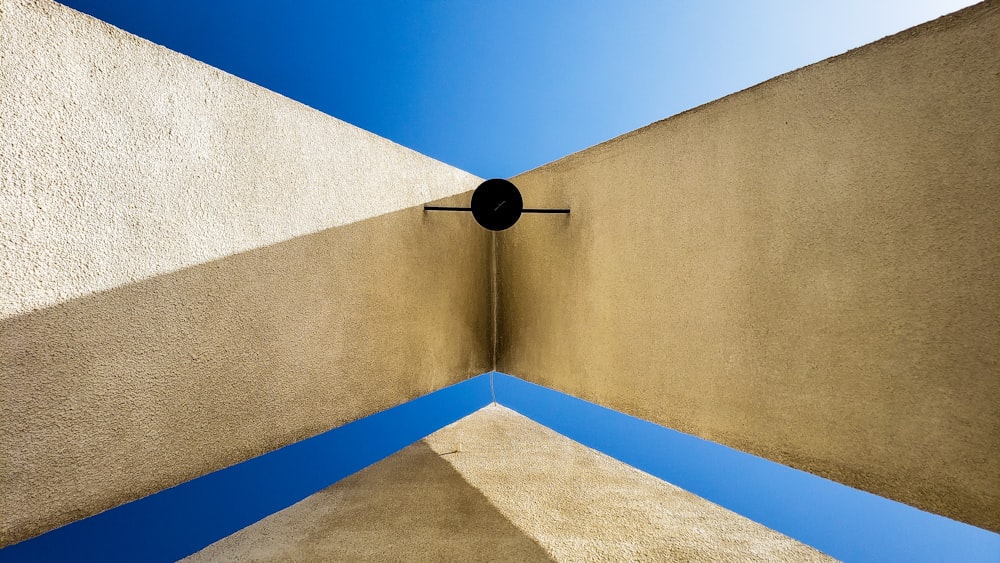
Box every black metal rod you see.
[423,206,570,213]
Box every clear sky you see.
[57,0,977,179]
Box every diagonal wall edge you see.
[0,0,492,546]
[4,0,999,550]
[0,377,494,562]
[492,373,1000,562]
[8,372,995,562]
[496,0,1000,532]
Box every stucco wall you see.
[0,0,489,546]
[498,1,1000,532]
[185,405,833,562]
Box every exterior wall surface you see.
[0,0,489,546]
[498,2,1000,532]
[184,405,833,562]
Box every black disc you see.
[471,179,523,231]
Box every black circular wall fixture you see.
[470,178,524,231]
[423,178,569,231]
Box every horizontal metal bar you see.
[423,206,570,213]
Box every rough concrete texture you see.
[498,2,1000,532]
[185,405,834,562]
[0,0,480,319]
[0,0,489,546]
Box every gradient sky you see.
[57,0,977,179]
[18,2,997,560]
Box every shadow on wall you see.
[496,1,1000,533]
[0,195,492,547]
[181,440,555,562]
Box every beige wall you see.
[5,0,998,548]
[0,0,490,546]
[185,406,833,562]
[499,1,1000,532]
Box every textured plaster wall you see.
[498,1,1000,532]
[0,0,489,546]
[185,405,833,562]
[0,0,479,319]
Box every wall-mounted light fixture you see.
[424,179,570,231]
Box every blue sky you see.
[58,0,977,178]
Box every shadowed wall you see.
[1,0,489,546]
[184,406,832,562]
[498,1,1000,532]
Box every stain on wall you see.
[0,0,490,546]
[498,2,1000,532]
